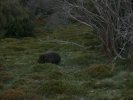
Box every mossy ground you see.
[0,23,132,100]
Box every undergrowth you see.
[0,23,132,100]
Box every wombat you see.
[38,52,61,64]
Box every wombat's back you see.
[38,52,61,64]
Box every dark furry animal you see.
[38,52,61,64]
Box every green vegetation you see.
[0,23,132,100]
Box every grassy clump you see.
[38,80,85,96]
[75,64,113,79]
[38,80,65,95]
[86,64,113,78]
[11,78,29,89]
[32,63,63,80]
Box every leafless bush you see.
[63,0,133,65]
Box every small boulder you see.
[38,52,61,64]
